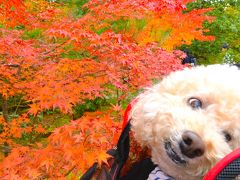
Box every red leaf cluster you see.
[0,111,121,178]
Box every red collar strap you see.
[122,98,138,130]
[203,148,240,180]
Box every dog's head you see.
[131,64,240,179]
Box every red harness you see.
[204,148,240,179]
[122,98,138,129]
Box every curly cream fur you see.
[131,64,240,179]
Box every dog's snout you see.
[180,131,205,159]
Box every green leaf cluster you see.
[182,0,240,65]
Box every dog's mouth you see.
[164,141,186,165]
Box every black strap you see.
[116,122,131,165]
[80,121,131,180]
[80,163,98,180]
[110,122,131,179]
[119,158,156,180]
[233,63,240,69]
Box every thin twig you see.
[64,165,76,177]
[42,40,70,55]
[14,97,22,114]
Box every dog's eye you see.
[223,131,232,142]
[188,98,202,109]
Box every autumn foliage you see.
[0,0,214,178]
[1,111,122,178]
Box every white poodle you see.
[130,64,240,179]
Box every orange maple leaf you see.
[35,125,45,133]
[28,103,40,115]
[97,151,112,167]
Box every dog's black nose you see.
[180,131,205,158]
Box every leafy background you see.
[0,0,239,178]
[182,0,240,64]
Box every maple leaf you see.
[111,103,123,112]
[28,103,40,115]
[35,125,45,133]
[97,151,112,167]
[39,159,54,172]
[26,168,41,179]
